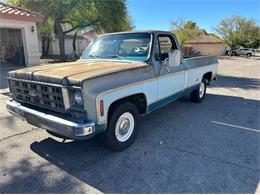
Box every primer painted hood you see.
[8,60,147,86]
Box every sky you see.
[128,0,259,33]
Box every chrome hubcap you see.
[199,82,205,98]
[115,112,134,142]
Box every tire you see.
[246,53,252,57]
[103,101,140,151]
[190,79,207,103]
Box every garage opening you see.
[0,28,26,67]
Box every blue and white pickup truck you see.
[6,31,218,151]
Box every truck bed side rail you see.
[183,55,218,69]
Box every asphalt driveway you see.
[0,57,259,193]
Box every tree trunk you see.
[41,37,46,57]
[41,37,50,57]
[46,37,50,56]
[73,32,77,53]
[55,20,66,61]
[72,31,77,58]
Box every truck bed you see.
[183,55,218,69]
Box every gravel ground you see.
[0,57,259,193]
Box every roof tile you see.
[0,2,44,22]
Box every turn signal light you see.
[100,100,104,116]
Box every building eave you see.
[0,2,44,23]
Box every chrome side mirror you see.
[168,50,181,67]
[164,58,169,66]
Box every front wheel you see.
[190,79,207,102]
[103,102,140,151]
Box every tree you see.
[66,0,132,58]
[9,0,53,57]
[9,0,132,60]
[183,20,197,29]
[170,19,201,46]
[39,18,53,57]
[214,16,260,49]
[35,0,99,60]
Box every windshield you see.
[80,33,152,62]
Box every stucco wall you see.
[46,36,89,56]
[64,38,87,55]
[184,43,227,56]
[0,18,41,66]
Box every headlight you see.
[74,91,83,105]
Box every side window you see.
[154,35,177,61]
[159,36,173,54]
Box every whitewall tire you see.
[103,102,140,151]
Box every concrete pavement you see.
[0,57,259,193]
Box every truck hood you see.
[8,60,148,86]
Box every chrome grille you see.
[9,79,65,112]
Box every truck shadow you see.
[211,74,260,90]
[26,93,260,193]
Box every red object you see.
[0,2,44,22]
[100,100,104,117]
[5,52,12,60]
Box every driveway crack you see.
[0,128,38,142]
[0,116,12,120]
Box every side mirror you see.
[164,58,169,66]
[168,49,181,67]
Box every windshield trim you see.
[77,58,147,64]
[80,32,153,63]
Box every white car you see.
[231,48,255,57]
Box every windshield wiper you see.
[106,55,127,61]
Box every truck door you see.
[154,34,186,101]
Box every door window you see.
[154,35,177,61]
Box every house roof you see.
[171,29,224,44]
[185,30,224,44]
[185,35,224,44]
[82,32,96,41]
[0,2,44,22]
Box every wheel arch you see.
[107,93,148,122]
[202,72,213,84]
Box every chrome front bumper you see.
[6,99,95,140]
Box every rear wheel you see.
[246,53,252,57]
[103,102,140,151]
[190,79,207,103]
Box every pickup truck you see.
[6,30,218,151]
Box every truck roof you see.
[98,30,172,37]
